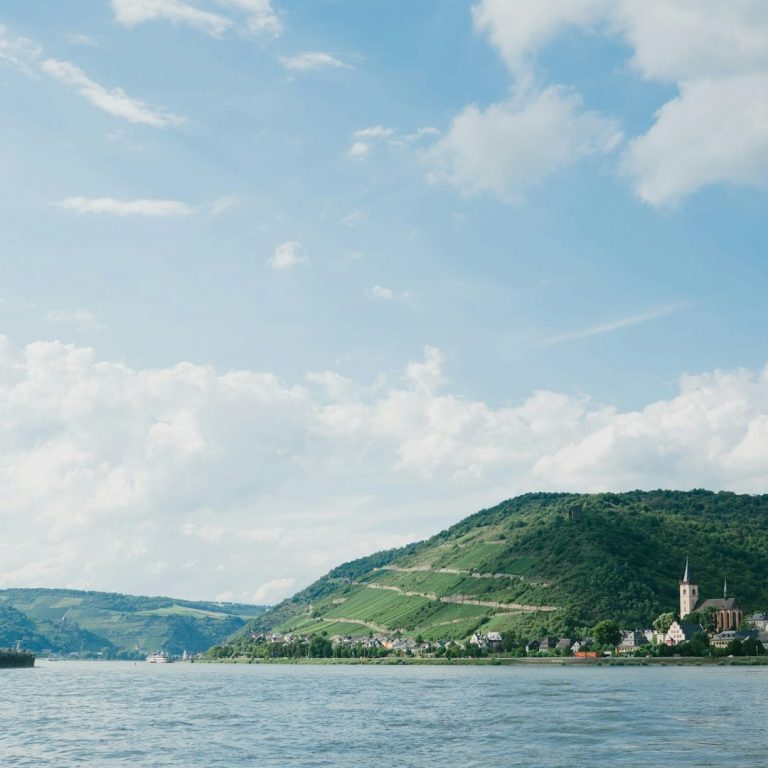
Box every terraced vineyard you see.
[238,490,768,643]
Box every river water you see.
[1,661,766,766]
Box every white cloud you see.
[66,33,99,47]
[45,310,108,333]
[266,241,308,270]
[0,28,186,127]
[208,196,237,217]
[471,0,768,205]
[348,125,441,160]
[353,126,396,140]
[54,197,194,216]
[616,0,768,83]
[622,75,768,207]
[347,141,370,159]
[217,0,281,36]
[472,0,608,76]
[111,0,280,37]
[341,210,366,227]
[400,126,441,144]
[370,285,394,300]
[0,24,41,75]
[41,59,185,127]
[425,87,621,200]
[306,371,359,403]
[112,0,232,35]
[280,52,346,72]
[0,337,767,601]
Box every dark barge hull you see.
[0,650,35,668]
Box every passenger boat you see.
[146,651,173,663]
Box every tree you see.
[686,608,717,633]
[308,635,332,658]
[689,631,710,657]
[593,620,621,647]
[741,637,764,656]
[501,631,517,652]
[653,612,675,634]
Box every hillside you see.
[240,491,768,642]
[0,588,266,656]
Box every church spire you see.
[723,577,728,600]
[683,556,691,583]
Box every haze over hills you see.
[0,589,266,656]
[239,491,768,643]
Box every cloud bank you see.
[0,337,766,603]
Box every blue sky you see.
[1,1,767,601]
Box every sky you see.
[0,0,767,604]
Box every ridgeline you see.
[235,490,768,643]
[0,589,266,657]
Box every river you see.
[1,661,766,766]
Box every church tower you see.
[679,557,699,618]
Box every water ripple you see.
[1,663,767,766]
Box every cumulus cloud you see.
[471,0,768,205]
[111,0,280,37]
[280,52,346,72]
[473,0,608,76]
[425,87,621,200]
[266,241,307,270]
[0,337,766,601]
[54,197,194,216]
[621,75,768,206]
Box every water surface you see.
[2,662,766,766]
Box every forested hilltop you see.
[0,589,266,657]
[235,491,768,644]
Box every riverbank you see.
[201,655,768,667]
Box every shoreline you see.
[199,655,768,667]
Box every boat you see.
[0,647,35,668]
[146,651,173,663]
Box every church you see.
[679,558,743,632]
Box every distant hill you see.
[239,491,768,642]
[0,588,266,656]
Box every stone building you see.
[679,559,743,631]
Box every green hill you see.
[0,588,266,656]
[239,490,768,642]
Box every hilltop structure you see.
[679,558,743,631]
